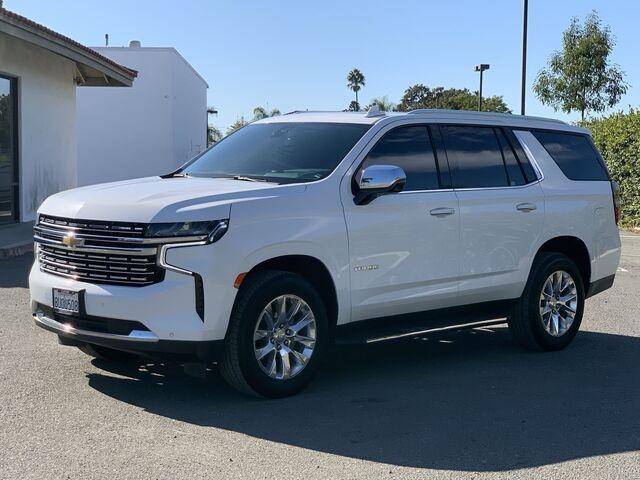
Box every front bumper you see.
[29,239,238,343]
[32,305,224,362]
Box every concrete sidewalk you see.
[0,222,34,260]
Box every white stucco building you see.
[0,7,136,225]
[76,44,209,186]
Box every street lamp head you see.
[474,64,490,72]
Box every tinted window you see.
[184,122,370,184]
[496,129,526,186]
[505,129,538,182]
[533,131,608,181]
[441,126,509,188]
[361,126,439,191]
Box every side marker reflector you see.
[234,273,247,289]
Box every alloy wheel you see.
[539,270,578,337]
[253,294,317,380]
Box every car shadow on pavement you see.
[86,326,640,472]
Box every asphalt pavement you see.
[1,234,639,479]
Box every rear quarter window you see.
[532,130,609,181]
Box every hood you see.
[38,176,306,223]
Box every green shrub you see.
[582,109,640,227]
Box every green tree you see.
[207,125,222,146]
[395,84,510,113]
[347,68,365,110]
[226,117,248,135]
[252,106,281,121]
[347,100,360,112]
[582,109,640,226]
[365,95,395,112]
[534,12,628,121]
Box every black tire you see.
[219,270,329,398]
[78,343,141,362]
[508,252,585,351]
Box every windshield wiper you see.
[231,175,267,183]
[172,172,191,178]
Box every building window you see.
[0,75,18,224]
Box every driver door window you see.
[360,126,440,191]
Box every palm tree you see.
[347,68,366,110]
[252,106,281,121]
[368,96,395,112]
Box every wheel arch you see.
[535,236,592,287]
[241,255,339,333]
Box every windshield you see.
[182,122,370,183]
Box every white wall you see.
[0,32,77,222]
[76,47,207,187]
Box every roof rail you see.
[407,108,567,125]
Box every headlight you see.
[146,219,229,243]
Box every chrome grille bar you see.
[35,216,165,287]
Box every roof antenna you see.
[105,33,109,46]
[365,105,385,118]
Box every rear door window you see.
[441,126,509,188]
[496,129,526,186]
[532,130,609,181]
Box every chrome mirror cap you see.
[355,165,406,205]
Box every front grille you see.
[38,244,162,286]
[34,215,163,287]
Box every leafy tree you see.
[347,68,365,108]
[395,84,510,113]
[252,106,281,121]
[226,117,248,135]
[365,96,395,112]
[207,125,222,146]
[582,109,640,227]
[347,100,361,112]
[534,12,628,121]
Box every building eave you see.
[0,8,137,87]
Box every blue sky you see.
[8,0,640,132]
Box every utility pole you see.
[474,64,490,111]
[521,0,529,115]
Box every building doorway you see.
[0,74,18,224]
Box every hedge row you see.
[583,109,640,227]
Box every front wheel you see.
[220,271,328,398]
[508,252,585,351]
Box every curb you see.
[0,242,34,261]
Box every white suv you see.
[29,109,621,397]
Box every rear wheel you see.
[508,252,585,351]
[78,343,141,362]
[220,270,328,397]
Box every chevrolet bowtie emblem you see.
[62,233,84,248]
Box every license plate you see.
[52,288,79,315]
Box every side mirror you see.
[354,165,406,205]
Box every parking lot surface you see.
[1,234,639,479]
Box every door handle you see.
[430,207,455,217]
[516,203,537,212]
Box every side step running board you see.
[363,318,507,344]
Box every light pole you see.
[521,0,529,115]
[474,64,490,111]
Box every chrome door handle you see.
[430,207,455,217]
[516,203,537,212]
